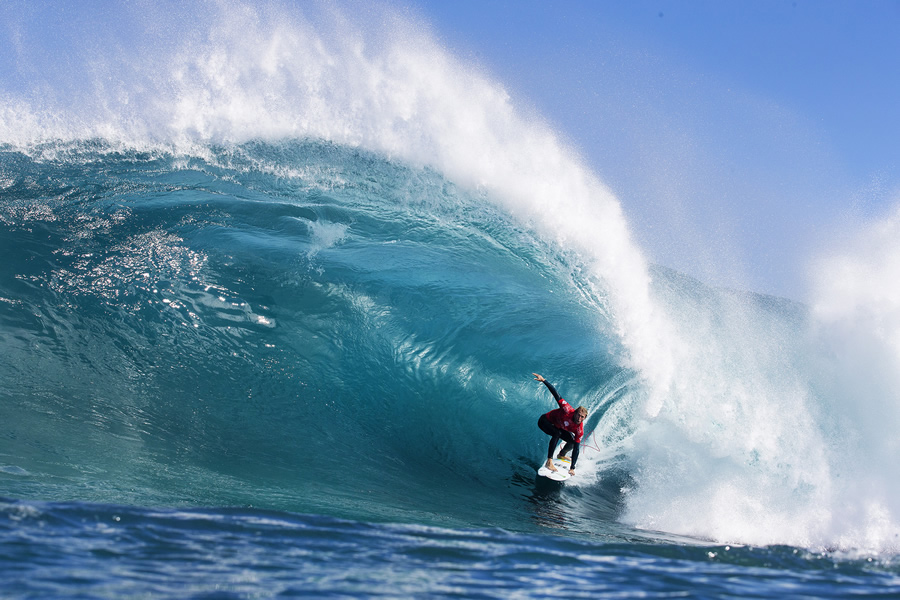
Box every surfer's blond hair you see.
[575,406,588,418]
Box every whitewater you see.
[1,1,899,597]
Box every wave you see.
[2,0,899,552]
[0,140,634,533]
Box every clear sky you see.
[408,0,900,299]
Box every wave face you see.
[0,141,636,534]
[2,1,900,553]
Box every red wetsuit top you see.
[541,382,584,443]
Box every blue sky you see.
[410,0,900,299]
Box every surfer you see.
[533,373,587,476]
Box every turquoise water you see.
[2,1,900,596]
[0,142,629,531]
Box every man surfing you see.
[534,373,587,477]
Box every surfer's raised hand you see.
[533,373,545,382]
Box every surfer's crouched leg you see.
[558,441,573,458]
[538,415,559,460]
[538,415,574,470]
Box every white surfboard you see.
[537,455,571,481]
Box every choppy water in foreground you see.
[4,499,899,599]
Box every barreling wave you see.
[2,0,900,553]
[0,140,645,538]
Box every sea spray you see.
[622,278,836,547]
[808,205,900,550]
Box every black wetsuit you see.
[537,380,581,469]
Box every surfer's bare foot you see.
[545,459,557,472]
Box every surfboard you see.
[537,455,571,481]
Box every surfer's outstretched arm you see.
[533,373,562,402]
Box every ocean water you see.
[2,2,900,598]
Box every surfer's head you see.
[573,407,587,422]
